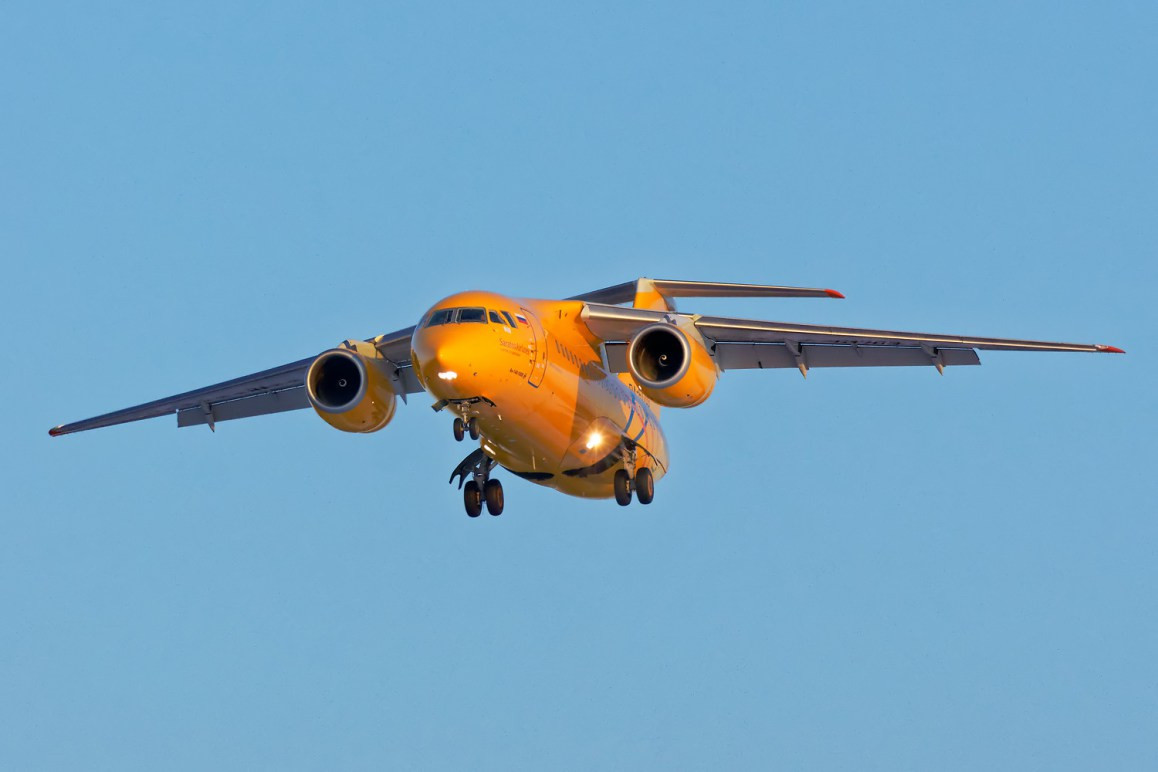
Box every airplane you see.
[49,278,1124,517]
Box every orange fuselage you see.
[410,291,669,499]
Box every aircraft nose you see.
[432,345,463,382]
[418,337,479,397]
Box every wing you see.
[49,326,421,436]
[581,304,1124,375]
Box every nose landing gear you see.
[451,416,481,442]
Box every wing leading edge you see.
[49,326,421,436]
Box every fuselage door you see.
[520,307,548,388]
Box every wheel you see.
[453,417,465,442]
[484,479,504,516]
[613,469,632,506]
[464,480,482,517]
[635,468,654,505]
[468,417,480,440]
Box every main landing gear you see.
[450,448,504,517]
[462,478,504,518]
[614,467,655,507]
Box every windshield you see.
[425,306,499,327]
[426,308,454,327]
[458,307,486,323]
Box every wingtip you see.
[1096,345,1125,354]
[825,289,845,299]
[48,425,64,437]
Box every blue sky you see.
[2,2,1154,769]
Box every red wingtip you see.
[48,426,64,437]
[825,289,845,299]
[1096,345,1125,354]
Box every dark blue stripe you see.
[624,400,636,434]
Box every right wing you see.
[581,304,1124,375]
[695,315,1124,373]
[49,325,421,436]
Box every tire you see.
[484,479,504,516]
[453,417,465,442]
[613,469,632,506]
[635,468,654,505]
[468,417,481,440]
[464,480,483,517]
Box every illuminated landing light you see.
[585,431,604,450]
[437,371,458,380]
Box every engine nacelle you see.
[626,323,717,408]
[306,340,398,433]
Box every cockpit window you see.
[458,307,486,323]
[501,311,517,328]
[426,308,453,327]
[488,310,504,325]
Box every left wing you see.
[49,326,421,436]
[581,304,1124,375]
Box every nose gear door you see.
[520,307,548,388]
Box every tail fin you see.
[631,278,676,311]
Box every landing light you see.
[585,431,604,450]
[437,371,458,381]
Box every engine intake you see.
[309,351,365,411]
[306,341,398,433]
[626,324,717,408]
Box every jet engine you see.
[306,340,398,433]
[626,323,717,408]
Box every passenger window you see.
[501,311,517,327]
[488,310,504,325]
[426,308,453,327]
[458,307,486,324]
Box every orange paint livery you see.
[411,291,668,500]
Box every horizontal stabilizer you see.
[568,278,843,306]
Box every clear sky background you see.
[2,2,1155,769]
